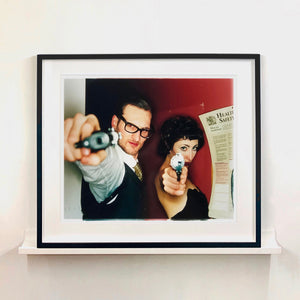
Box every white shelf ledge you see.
[19,229,281,255]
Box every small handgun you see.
[75,128,121,151]
[170,153,185,181]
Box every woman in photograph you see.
[155,115,209,220]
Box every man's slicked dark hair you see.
[114,95,152,117]
[157,115,205,157]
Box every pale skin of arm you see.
[64,113,107,165]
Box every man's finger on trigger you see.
[81,148,91,157]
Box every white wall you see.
[1,0,299,299]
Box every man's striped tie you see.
[134,162,143,181]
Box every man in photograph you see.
[64,96,153,220]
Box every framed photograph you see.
[37,54,261,249]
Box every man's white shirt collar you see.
[116,145,138,170]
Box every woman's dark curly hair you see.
[157,115,205,157]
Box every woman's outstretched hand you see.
[161,166,188,196]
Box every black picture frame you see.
[37,54,261,250]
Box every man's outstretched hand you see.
[64,113,107,165]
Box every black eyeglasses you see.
[118,115,153,139]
